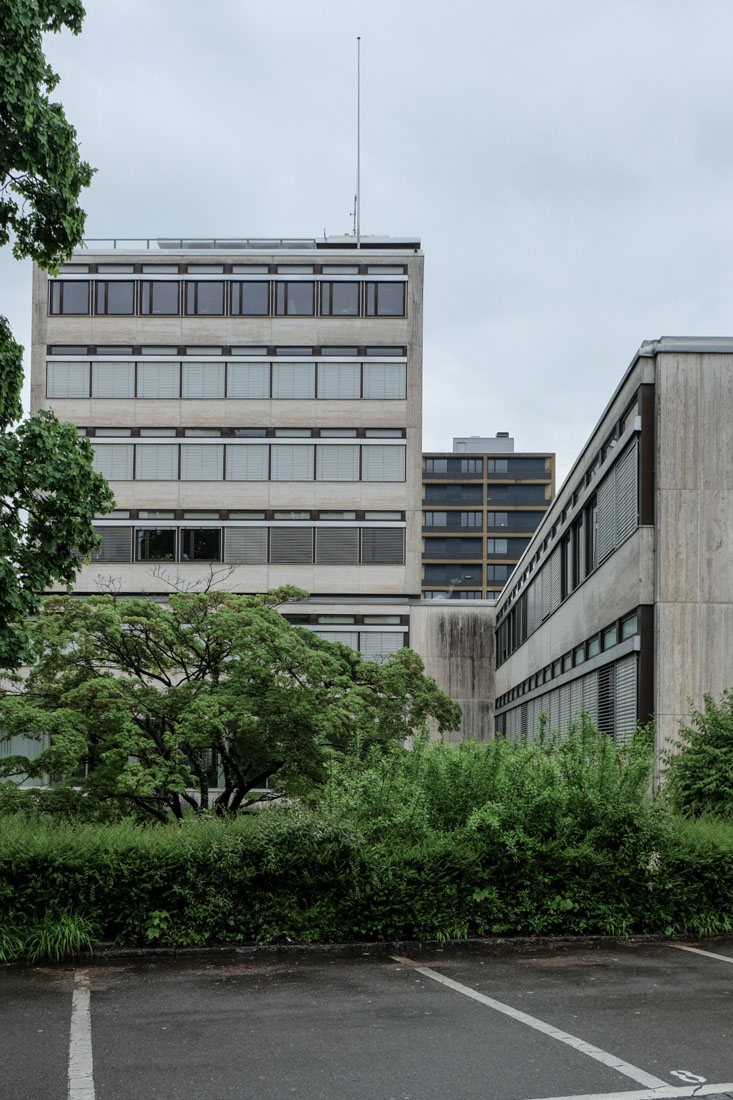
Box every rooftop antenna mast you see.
[356,35,361,248]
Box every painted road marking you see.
[68,970,95,1100]
[391,955,666,1090]
[667,943,733,965]
[521,1086,733,1100]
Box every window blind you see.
[92,361,135,398]
[225,444,269,480]
[180,444,224,481]
[315,445,360,482]
[361,445,406,482]
[91,527,133,562]
[271,362,315,399]
[137,362,180,398]
[359,631,403,662]
[270,527,313,563]
[360,528,405,564]
[135,444,179,480]
[362,362,406,399]
[92,444,134,481]
[182,362,225,399]
[47,362,89,398]
[226,362,270,398]
[317,362,360,399]
[223,527,268,564]
[315,527,359,564]
[271,445,314,481]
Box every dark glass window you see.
[231,281,269,315]
[49,280,90,315]
[487,483,547,503]
[423,563,483,586]
[185,281,225,315]
[424,483,483,504]
[180,529,220,561]
[140,281,180,315]
[136,528,176,561]
[321,282,359,316]
[95,281,135,315]
[275,282,315,316]
[365,282,405,316]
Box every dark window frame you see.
[49,280,90,315]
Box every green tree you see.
[0,588,461,822]
[0,1,113,666]
[664,690,733,817]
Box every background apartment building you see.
[31,236,424,663]
[422,434,555,600]
[493,337,733,761]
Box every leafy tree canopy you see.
[0,588,462,822]
[0,1,113,667]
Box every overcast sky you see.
[4,0,733,485]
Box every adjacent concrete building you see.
[32,236,424,662]
[422,434,555,600]
[493,337,733,760]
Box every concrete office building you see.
[422,434,555,600]
[493,337,733,760]
[31,236,424,661]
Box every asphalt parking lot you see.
[1,938,732,1100]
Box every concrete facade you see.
[493,338,733,759]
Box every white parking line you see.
[68,970,95,1100]
[667,943,733,965]
[391,955,666,1090]
[521,1087,733,1100]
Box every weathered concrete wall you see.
[410,601,495,742]
[655,351,733,754]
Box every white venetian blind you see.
[137,362,180,398]
[180,444,224,480]
[596,467,617,563]
[614,654,638,743]
[361,445,406,481]
[225,444,269,480]
[315,445,360,481]
[614,442,638,546]
[226,362,270,398]
[91,361,135,398]
[47,362,89,398]
[312,629,359,651]
[317,362,360,399]
[92,444,134,480]
[135,444,179,480]
[271,445,314,481]
[271,363,315,399]
[362,362,406,399]
[359,631,403,662]
[224,527,268,564]
[182,362,225,399]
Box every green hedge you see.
[1,728,733,959]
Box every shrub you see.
[664,691,733,817]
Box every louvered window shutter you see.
[549,547,562,613]
[226,362,270,398]
[92,444,134,480]
[182,362,225,398]
[180,445,223,480]
[225,445,269,480]
[315,528,359,563]
[362,363,406,399]
[614,442,638,546]
[92,361,135,398]
[582,668,599,723]
[317,362,361,399]
[315,445,360,481]
[224,527,268,564]
[614,654,638,743]
[137,362,180,398]
[360,528,405,564]
[311,629,359,651]
[271,363,315,399]
[47,362,89,398]
[270,527,313,563]
[596,470,616,563]
[91,527,133,562]
[361,445,406,481]
[135,444,179,480]
[270,445,314,481]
